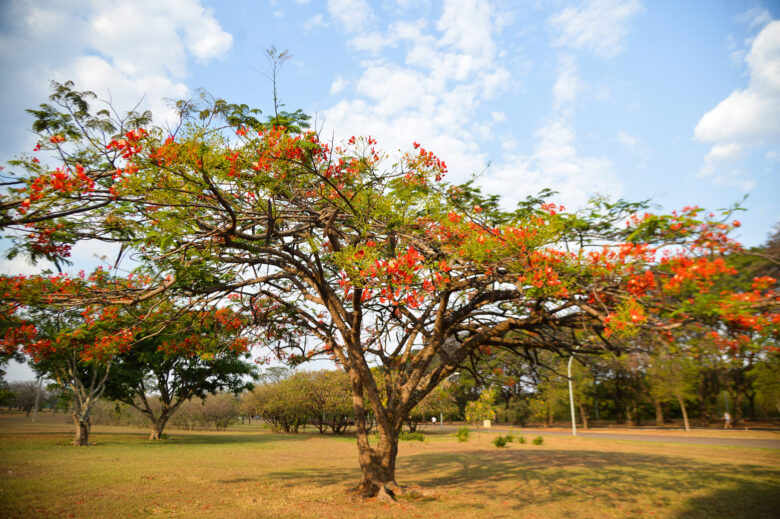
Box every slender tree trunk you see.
[745,391,756,421]
[733,392,743,423]
[577,402,589,430]
[653,397,664,427]
[626,404,634,427]
[676,393,690,432]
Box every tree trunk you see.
[653,396,664,426]
[733,391,743,423]
[745,391,756,421]
[347,369,401,500]
[626,404,634,427]
[354,421,400,500]
[149,415,171,440]
[676,394,690,432]
[577,402,589,430]
[545,401,552,428]
[72,413,90,446]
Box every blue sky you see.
[0,1,778,379]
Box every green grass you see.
[1,412,779,518]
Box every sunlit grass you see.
[1,412,778,518]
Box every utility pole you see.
[568,354,577,437]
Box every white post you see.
[31,376,43,423]
[568,354,577,437]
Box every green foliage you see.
[455,426,471,442]
[465,387,499,423]
[518,435,526,444]
[245,369,353,434]
[493,433,515,447]
[399,431,426,442]
[532,436,544,445]
[407,380,458,431]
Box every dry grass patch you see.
[0,413,778,518]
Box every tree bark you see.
[745,390,757,421]
[346,364,401,500]
[149,415,171,440]
[653,396,664,427]
[733,391,743,424]
[676,393,690,432]
[577,402,589,430]
[72,413,90,446]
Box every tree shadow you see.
[671,480,780,518]
[395,448,780,514]
[265,467,361,487]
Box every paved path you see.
[428,425,780,449]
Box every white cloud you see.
[549,0,644,58]
[327,0,375,33]
[0,0,233,156]
[736,7,772,30]
[320,0,508,184]
[553,54,581,109]
[617,131,637,147]
[304,13,327,31]
[330,76,348,95]
[482,119,621,210]
[695,20,780,187]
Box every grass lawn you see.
[1,412,778,518]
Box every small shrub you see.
[399,431,426,442]
[455,426,471,442]
[518,436,526,444]
[493,435,507,448]
[533,436,544,445]
[504,433,514,442]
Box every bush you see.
[493,435,507,447]
[533,436,544,445]
[504,433,514,442]
[518,435,526,444]
[399,431,426,442]
[455,426,471,442]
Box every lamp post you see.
[567,353,577,437]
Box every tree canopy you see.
[1,82,777,498]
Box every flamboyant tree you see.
[0,270,256,444]
[1,82,777,497]
[0,271,137,445]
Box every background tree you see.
[647,349,699,432]
[464,387,499,425]
[103,305,258,439]
[406,380,458,431]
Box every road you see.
[426,425,780,449]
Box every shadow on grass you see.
[671,481,780,519]
[264,467,360,487]
[395,448,780,514]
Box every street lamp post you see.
[567,354,577,437]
